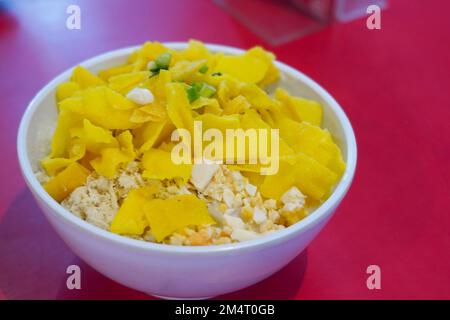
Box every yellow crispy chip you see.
[170,60,206,81]
[139,103,167,119]
[138,41,172,61]
[105,88,137,110]
[110,187,158,235]
[223,95,251,115]
[195,113,240,133]
[158,141,177,152]
[43,162,90,202]
[240,84,278,111]
[292,122,346,176]
[166,82,194,132]
[108,71,149,94]
[131,58,147,72]
[217,75,244,106]
[245,46,280,87]
[99,64,134,81]
[71,66,104,88]
[56,81,80,102]
[133,120,168,152]
[181,40,212,61]
[117,130,136,158]
[260,153,338,201]
[57,95,83,111]
[50,108,82,158]
[68,138,86,160]
[269,109,304,146]
[143,69,172,103]
[241,170,265,187]
[67,87,137,130]
[191,97,222,115]
[41,157,74,177]
[42,137,86,176]
[71,119,118,154]
[130,108,156,124]
[90,148,130,178]
[214,55,268,84]
[275,88,322,126]
[88,130,135,178]
[144,195,215,242]
[142,148,192,182]
[240,109,295,164]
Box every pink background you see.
[0,0,449,299]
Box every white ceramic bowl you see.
[17,43,357,299]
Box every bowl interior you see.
[25,44,350,173]
[19,43,356,252]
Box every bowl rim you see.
[17,42,357,255]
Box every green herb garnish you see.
[199,65,209,74]
[211,72,222,76]
[148,61,158,72]
[186,85,200,103]
[149,52,172,77]
[185,82,217,103]
[155,52,171,69]
[199,83,216,98]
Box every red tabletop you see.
[1,0,449,300]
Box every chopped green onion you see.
[148,61,158,72]
[155,52,172,69]
[186,85,200,103]
[192,82,203,91]
[199,65,209,74]
[211,72,222,76]
[148,52,172,77]
[199,83,216,98]
[185,82,216,103]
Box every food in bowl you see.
[37,40,346,246]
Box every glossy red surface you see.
[0,0,449,299]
